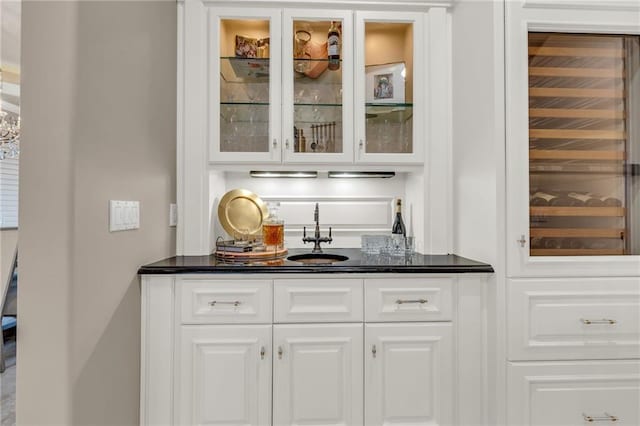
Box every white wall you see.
[19,1,176,424]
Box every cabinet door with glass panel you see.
[211,9,282,163]
[507,26,640,276]
[354,12,425,164]
[282,10,353,163]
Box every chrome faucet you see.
[302,203,332,253]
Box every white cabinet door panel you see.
[508,278,640,360]
[508,361,640,426]
[177,325,272,426]
[365,323,453,426]
[273,324,363,426]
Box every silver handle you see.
[372,345,377,358]
[285,139,290,149]
[209,300,241,307]
[359,139,364,149]
[277,346,283,359]
[517,234,527,247]
[581,318,617,325]
[260,346,266,360]
[396,299,428,305]
[273,138,278,149]
[582,413,618,422]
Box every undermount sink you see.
[287,253,349,264]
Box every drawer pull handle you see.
[396,299,428,305]
[277,346,283,360]
[580,318,616,325]
[209,300,241,307]
[582,413,618,422]
[372,345,377,358]
[260,346,266,360]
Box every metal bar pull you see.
[581,318,617,325]
[260,346,266,360]
[582,412,618,422]
[277,346,283,360]
[372,345,377,358]
[396,299,428,305]
[209,300,241,307]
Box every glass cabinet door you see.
[282,10,353,163]
[211,10,281,163]
[355,12,424,163]
[528,32,639,256]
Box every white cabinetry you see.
[273,324,363,426]
[177,325,272,426]
[503,2,640,424]
[365,323,453,426]
[140,273,490,426]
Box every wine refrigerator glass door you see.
[212,10,281,163]
[528,32,639,256]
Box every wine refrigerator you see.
[528,32,639,256]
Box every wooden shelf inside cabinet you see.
[529,150,625,161]
[529,129,626,140]
[528,108,625,119]
[530,248,625,256]
[530,206,626,217]
[530,228,625,238]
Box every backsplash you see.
[213,171,418,248]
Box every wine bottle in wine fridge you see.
[391,198,406,236]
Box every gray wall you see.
[19,2,176,424]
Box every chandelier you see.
[0,111,19,160]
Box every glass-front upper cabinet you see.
[355,12,424,164]
[282,10,353,163]
[528,32,639,257]
[211,9,282,163]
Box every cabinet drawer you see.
[273,279,363,323]
[179,279,272,324]
[508,277,640,360]
[364,278,453,322]
[508,360,640,426]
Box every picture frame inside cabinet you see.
[365,62,406,104]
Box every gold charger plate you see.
[218,189,268,238]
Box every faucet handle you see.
[329,227,332,241]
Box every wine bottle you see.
[530,191,555,206]
[568,192,604,207]
[391,198,406,236]
[327,21,341,71]
[587,193,622,207]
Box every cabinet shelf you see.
[529,129,626,140]
[529,108,625,119]
[528,67,622,78]
[528,46,624,58]
[221,57,270,82]
[530,206,626,217]
[530,228,624,238]
[529,149,625,161]
[221,102,270,106]
[530,248,624,256]
[529,87,624,99]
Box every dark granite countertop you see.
[138,248,493,275]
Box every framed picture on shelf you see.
[365,62,405,104]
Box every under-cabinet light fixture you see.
[250,171,318,178]
[328,171,396,179]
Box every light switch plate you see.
[169,203,177,227]
[110,200,140,232]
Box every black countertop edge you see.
[138,249,494,275]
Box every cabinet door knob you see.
[260,346,266,360]
[277,346,283,359]
[372,345,377,358]
[359,139,364,149]
[517,234,527,247]
[285,139,290,149]
[273,139,278,149]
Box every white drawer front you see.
[364,278,453,322]
[508,361,640,426]
[273,279,363,323]
[509,278,640,361]
[179,279,272,324]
